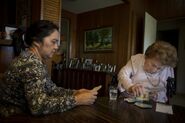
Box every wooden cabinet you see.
[51,68,112,96]
[0,40,14,73]
[0,39,13,46]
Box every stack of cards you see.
[124,97,152,108]
[134,102,152,108]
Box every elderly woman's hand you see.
[128,83,145,97]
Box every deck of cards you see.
[124,97,152,109]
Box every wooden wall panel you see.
[0,0,16,28]
[41,0,61,25]
[129,0,145,54]
[16,0,31,26]
[145,0,185,20]
[62,10,77,58]
[76,4,131,73]
[30,0,41,23]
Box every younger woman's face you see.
[144,57,164,74]
[38,30,59,59]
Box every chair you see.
[166,77,176,104]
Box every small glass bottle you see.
[109,74,118,101]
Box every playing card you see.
[92,85,102,92]
[124,97,136,103]
[134,102,152,108]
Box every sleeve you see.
[160,67,175,86]
[169,67,174,78]
[23,62,76,115]
[45,78,75,97]
[118,60,134,92]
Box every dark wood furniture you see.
[1,97,185,123]
[0,39,13,46]
[52,68,111,96]
[0,39,14,73]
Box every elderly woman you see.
[118,41,178,103]
[0,20,101,117]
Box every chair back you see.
[166,77,176,103]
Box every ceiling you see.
[62,0,124,14]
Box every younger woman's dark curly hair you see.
[12,20,59,56]
[24,20,59,47]
[12,27,25,56]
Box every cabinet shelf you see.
[0,39,13,46]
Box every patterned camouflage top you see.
[0,50,76,117]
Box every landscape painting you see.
[84,27,112,52]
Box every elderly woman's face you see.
[144,57,164,74]
[38,30,59,59]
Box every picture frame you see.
[83,59,93,70]
[69,58,78,68]
[94,65,101,72]
[84,26,113,52]
[84,58,93,64]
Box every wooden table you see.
[1,97,185,123]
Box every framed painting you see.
[84,26,113,52]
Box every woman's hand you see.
[128,83,145,97]
[149,91,158,101]
[74,85,102,105]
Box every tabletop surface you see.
[1,97,185,123]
